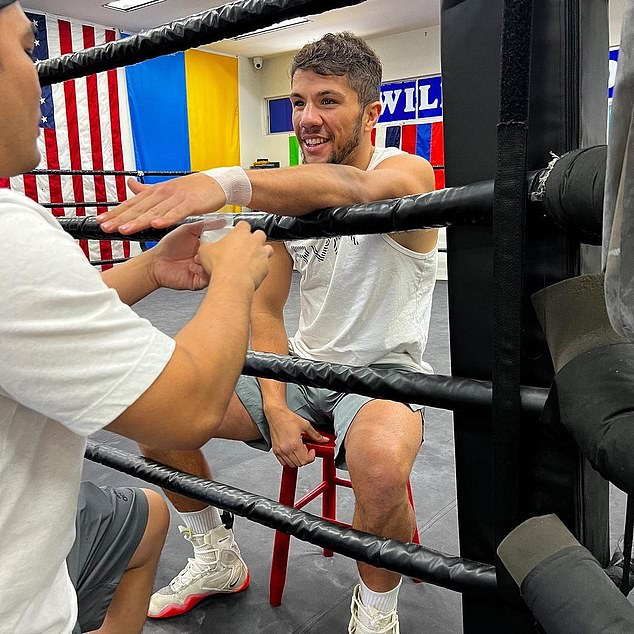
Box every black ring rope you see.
[90,258,129,266]
[243,351,548,418]
[51,148,606,245]
[42,202,120,209]
[84,441,498,596]
[56,173,539,243]
[31,169,191,177]
[33,167,444,176]
[58,215,203,242]
[37,0,368,87]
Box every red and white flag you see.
[0,11,139,266]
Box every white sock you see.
[179,506,223,535]
[359,577,401,614]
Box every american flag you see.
[373,122,445,190]
[0,11,139,266]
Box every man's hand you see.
[196,221,273,292]
[267,406,328,468]
[97,173,227,235]
[148,220,225,291]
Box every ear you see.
[363,100,382,132]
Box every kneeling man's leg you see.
[69,482,169,634]
[143,383,263,618]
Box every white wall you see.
[238,52,295,169]
[237,26,442,169]
[609,0,625,46]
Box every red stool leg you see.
[270,465,298,607]
[407,480,420,544]
[406,479,423,584]
[322,449,337,557]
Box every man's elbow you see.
[120,406,223,452]
[174,407,224,450]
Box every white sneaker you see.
[147,524,250,619]
[348,585,400,633]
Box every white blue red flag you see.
[372,122,445,190]
[0,11,139,266]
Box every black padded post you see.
[497,515,634,634]
[441,0,609,631]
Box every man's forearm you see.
[101,250,157,306]
[174,274,254,427]
[247,164,368,215]
[106,273,257,450]
[250,312,291,413]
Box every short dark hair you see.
[291,32,382,108]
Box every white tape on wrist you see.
[202,166,252,207]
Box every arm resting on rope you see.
[96,153,438,244]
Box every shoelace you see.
[169,554,218,591]
[350,594,398,634]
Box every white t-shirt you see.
[0,189,175,634]
[285,147,438,373]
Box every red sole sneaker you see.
[147,570,251,619]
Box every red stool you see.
[269,431,420,606]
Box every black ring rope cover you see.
[43,202,120,208]
[55,177,514,243]
[492,0,533,546]
[31,169,191,177]
[85,441,498,596]
[51,148,607,244]
[90,258,129,266]
[244,351,548,418]
[37,0,368,87]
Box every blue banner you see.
[379,76,443,124]
[608,48,620,100]
[125,53,191,184]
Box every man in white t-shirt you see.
[101,33,438,633]
[0,3,272,633]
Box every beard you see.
[301,111,365,166]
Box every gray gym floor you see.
[82,277,628,633]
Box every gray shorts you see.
[68,482,148,633]
[235,374,424,469]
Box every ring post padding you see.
[37,0,368,86]
[540,146,607,246]
[85,441,497,596]
[491,0,533,549]
[497,515,634,633]
[440,0,609,631]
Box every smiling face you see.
[290,70,380,169]
[0,2,42,177]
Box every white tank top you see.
[285,147,438,373]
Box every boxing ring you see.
[29,0,634,631]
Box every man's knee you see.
[347,444,412,511]
[130,489,169,569]
[145,489,170,535]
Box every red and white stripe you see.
[6,13,138,266]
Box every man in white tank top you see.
[103,32,438,633]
